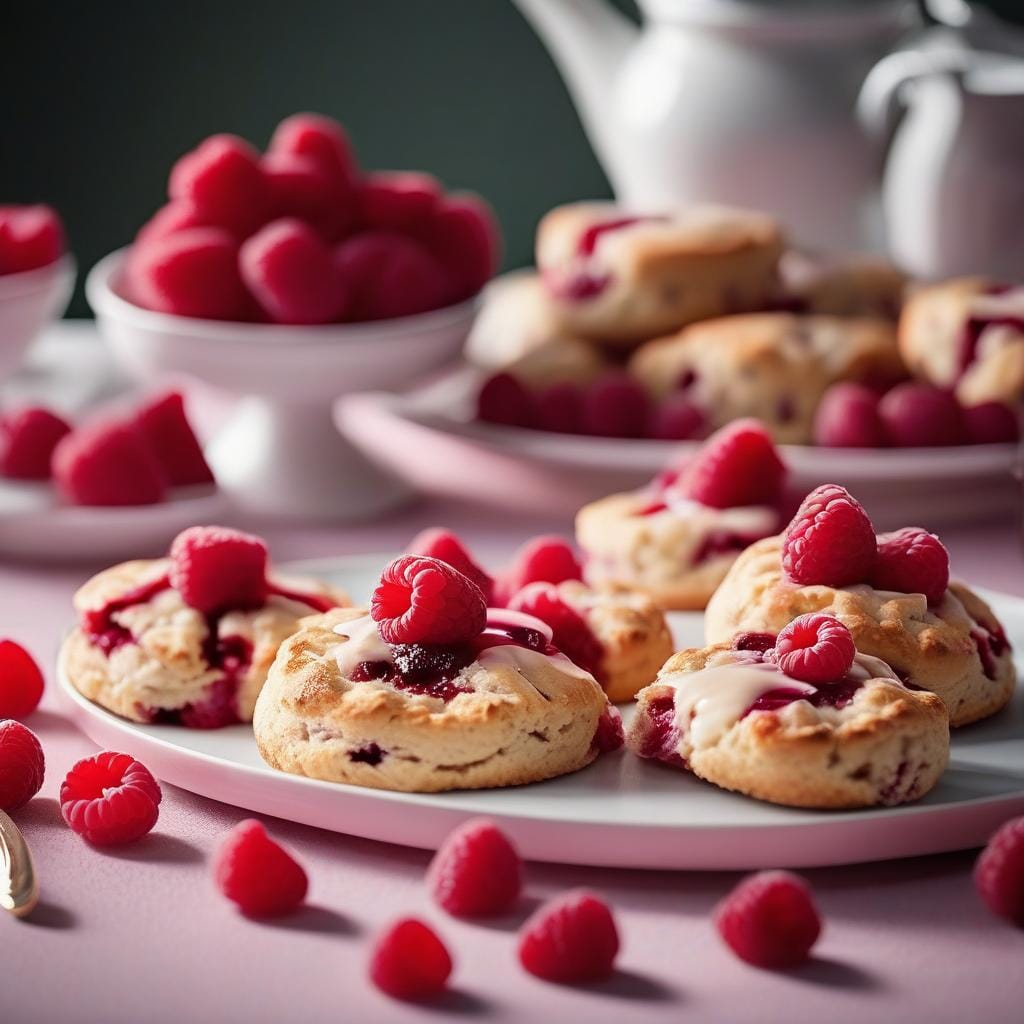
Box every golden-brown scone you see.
[253,608,622,793]
[626,640,949,809]
[899,277,1024,406]
[629,313,904,444]
[705,536,1016,726]
[780,251,907,319]
[537,202,784,347]
[60,558,348,726]
[497,335,612,390]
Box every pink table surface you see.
[2,499,1023,1024]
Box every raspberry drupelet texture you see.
[407,528,495,606]
[213,819,308,917]
[873,527,950,606]
[496,536,583,606]
[370,918,453,1000]
[518,890,620,983]
[770,614,856,684]
[0,720,45,811]
[975,816,1024,926]
[169,525,269,614]
[60,751,161,845]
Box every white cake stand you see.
[86,250,476,522]
[0,256,75,383]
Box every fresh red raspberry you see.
[508,583,603,676]
[134,200,212,247]
[269,114,358,208]
[770,613,856,683]
[407,528,494,605]
[130,227,249,321]
[872,527,950,606]
[714,870,822,968]
[52,417,167,506]
[213,819,308,917]
[241,218,350,325]
[359,171,442,234]
[496,536,583,606]
[0,640,45,719]
[963,402,1020,445]
[370,918,453,1000]
[580,372,651,438]
[0,204,65,273]
[476,373,538,429]
[427,817,522,918]
[879,383,966,447]
[518,890,620,983]
[335,231,447,321]
[261,152,348,240]
[782,484,877,587]
[134,391,214,487]
[813,383,887,448]
[648,394,705,441]
[371,556,487,645]
[536,382,585,435]
[60,751,161,845]
[0,406,71,479]
[975,815,1024,925]
[169,525,269,614]
[419,193,500,303]
[677,419,786,508]
[168,133,271,236]
[0,720,45,811]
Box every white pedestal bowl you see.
[0,256,76,383]
[86,250,476,522]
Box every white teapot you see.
[513,0,917,250]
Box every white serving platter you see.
[59,554,1024,870]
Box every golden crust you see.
[252,608,614,793]
[781,252,907,319]
[705,536,1016,726]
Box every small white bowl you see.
[86,249,477,521]
[0,256,76,382]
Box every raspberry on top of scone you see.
[576,419,789,610]
[705,485,1016,726]
[252,555,622,793]
[61,526,347,727]
[627,614,949,809]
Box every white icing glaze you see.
[477,644,598,683]
[332,615,391,678]
[486,608,553,643]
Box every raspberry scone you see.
[705,486,1016,726]
[253,556,622,792]
[537,202,784,347]
[779,251,907,320]
[629,313,904,444]
[576,420,788,610]
[627,615,949,809]
[899,278,1024,406]
[60,527,347,727]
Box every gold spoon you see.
[0,808,39,919]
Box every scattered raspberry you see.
[169,526,269,614]
[781,484,877,587]
[497,536,583,606]
[262,152,348,240]
[873,527,949,606]
[813,383,887,448]
[371,556,487,645]
[134,391,215,487]
[963,402,1020,445]
[648,394,705,441]
[879,383,966,448]
[427,817,522,918]
[518,890,620,983]
[60,751,161,845]
[0,406,71,480]
[476,373,538,429]
[676,419,786,508]
[0,640,45,719]
[370,918,453,1000]
[508,583,603,676]
[359,171,442,234]
[770,613,856,683]
[714,870,822,968]
[975,815,1024,926]
[269,113,359,219]
[241,218,350,325]
[407,528,494,605]
[420,193,500,303]
[213,819,308,917]
[0,720,45,811]
[536,382,584,435]
[52,417,167,506]
[0,204,65,273]
[581,372,651,438]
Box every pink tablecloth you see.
[3,500,1023,1024]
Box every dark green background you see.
[2,1,1018,316]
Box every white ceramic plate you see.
[58,554,1024,870]
[340,370,1020,529]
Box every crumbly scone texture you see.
[627,642,949,809]
[537,202,784,346]
[704,536,1016,726]
[556,579,675,702]
[629,313,903,443]
[253,607,612,793]
[576,491,775,611]
[61,558,349,724]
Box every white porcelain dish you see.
[0,256,75,383]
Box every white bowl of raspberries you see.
[88,113,500,521]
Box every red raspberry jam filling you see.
[82,574,173,654]
[972,623,1010,680]
[744,677,863,715]
[349,742,385,766]
[637,694,685,768]
[591,705,625,754]
[957,285,1024,379]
